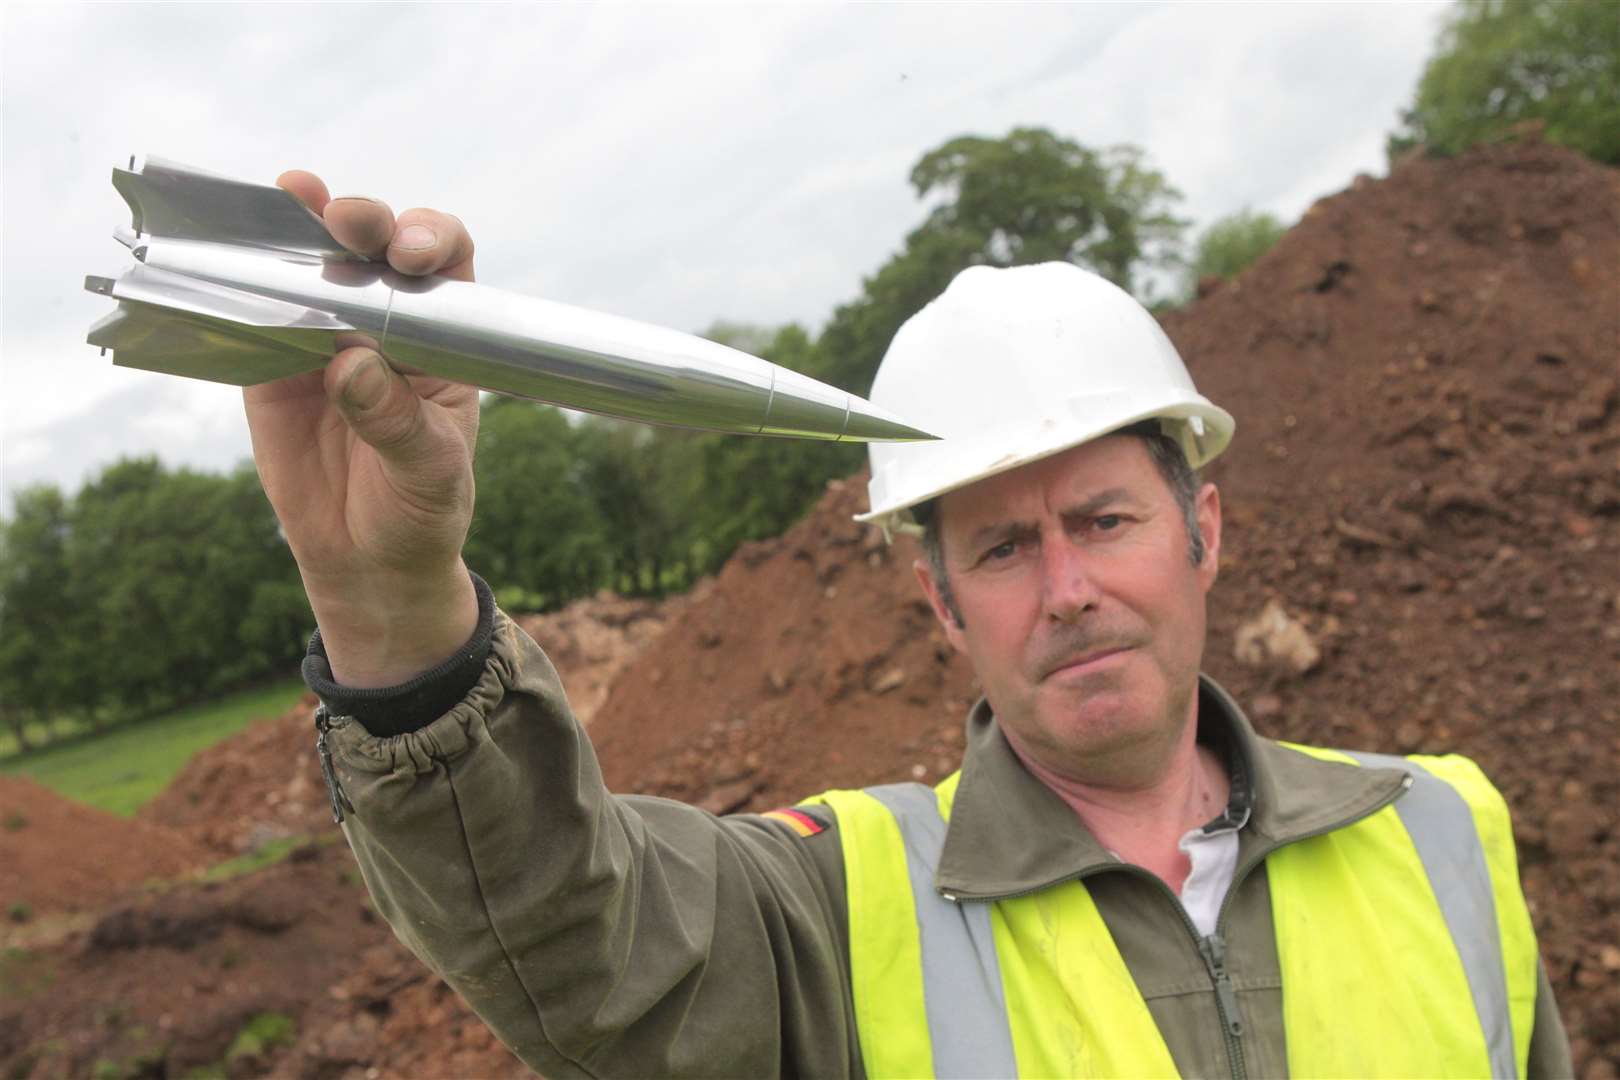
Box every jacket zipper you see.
[1108,865,1250,1080]
[314,704,354,824]
[1198,931,1245,1078]
[941,775,1412,1080]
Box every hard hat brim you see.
[856,391,1234,536]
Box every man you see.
[253,171,1571,1077]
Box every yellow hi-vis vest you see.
[813,747,1539,1079]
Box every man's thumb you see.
[329,348,426,458]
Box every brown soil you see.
[593,479,978,810]
[127,593,681,861]
[1,596,677,1079]
[514,588,697,725]
[3,137,1615,1078]
[138,695,335,857]
[0,842,409,1079]
[277,935,528,1080]
[0,776,209,918]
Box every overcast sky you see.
[1,1,1448,509]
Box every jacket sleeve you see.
[321,609,861,1079]
[1526,958,1574,1079]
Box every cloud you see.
[2,374,253,509]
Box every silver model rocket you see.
[84,156,935,443]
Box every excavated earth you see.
[2,596,680,1080]
[2,138,1616,1078]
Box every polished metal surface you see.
[112,155,358,261]
[86,156,936,443]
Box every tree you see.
[1389,0,1620,164]
[0,485,75,746]
[221,466,311,678]
[908,130,1187,296]
[1185,209,1287,296]
[465,398,611,608]
[53,458,305,722]
[816,129,1185,395]
[574,419,700,597]
[679,324,863,571]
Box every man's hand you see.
[244,170,480,687]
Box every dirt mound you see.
[591,138,1620,1070]
[280,939,527,1079]
[515,588,697,725]
[0,775,208,920]
[137,594,688,858]
[138,694,335,856]
[0,842,402,1080]
[2,828,527,1080]
[592,481,974,808]
[0,592,692,1077]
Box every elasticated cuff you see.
[302,571,496,737]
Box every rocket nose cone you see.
[761,366,937,441]
[840,398,939,443]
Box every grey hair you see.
[917,421,1206,628]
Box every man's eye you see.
[1095,515,1123,531]
[985,540,1018,560]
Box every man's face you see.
[915,435,1221,786]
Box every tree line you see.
[0,461,312,749]
[6,1,1604,751]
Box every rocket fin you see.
[85,267,342,387]
[88,304,330,387]
[90,263,353,332]
[112,155,359,261]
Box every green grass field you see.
[0,715,95,758]
[0,677,308,817]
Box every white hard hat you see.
[857,262,1234,536]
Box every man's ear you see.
[914,558,968,654]
[1196,481,1222,591]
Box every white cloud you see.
[2,375,255,511]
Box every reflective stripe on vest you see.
[817,747,1537,1078]
[868,783,1018,1077]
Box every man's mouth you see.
[1042,646,1133,681]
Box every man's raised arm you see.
[241,173,858,1077]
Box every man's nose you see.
[1041,535,1101,623]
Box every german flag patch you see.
[762,806,828,837]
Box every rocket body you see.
[85,157,934,443]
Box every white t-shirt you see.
[1177,823,1241,937]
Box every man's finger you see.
[325,347,433,464]
[388,208,476,282]
[277,170,332,215]
[324,197,398,260]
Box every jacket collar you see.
[934,674,1409,900]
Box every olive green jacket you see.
[322,610,1572,1078]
